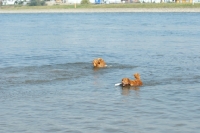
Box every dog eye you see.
[98,62,100,64]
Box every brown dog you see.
[92,58,106,68]
[121,73,143,87]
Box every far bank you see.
[1,3,200,13]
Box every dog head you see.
[121,78,130,86]
[134,73,141,79]
[93,58,106,67]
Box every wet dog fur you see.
[121,73,143,87]
[92,58,106,68]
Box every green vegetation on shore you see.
[1,3,200,10]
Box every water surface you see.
[0,13,200,133]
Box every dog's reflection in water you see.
[93,67,102,71]
[121,86,140,96]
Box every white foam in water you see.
[105,65,112,67]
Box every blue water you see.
[0,13,200,133]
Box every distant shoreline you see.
[1,8,200,13]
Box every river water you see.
[0,13,200,133]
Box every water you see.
[0,13,200,133]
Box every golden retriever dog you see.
[92,58,106,68]
[121,73,143,87]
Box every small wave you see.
[0,62,139,89]
[106,63,137,69]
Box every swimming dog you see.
[92,58,106,68]
[121,73,143,87]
